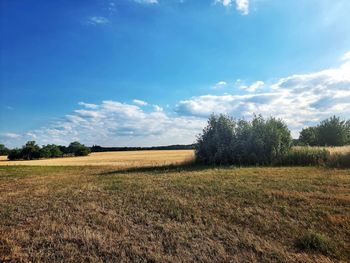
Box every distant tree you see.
[0,144,9,155]
[68,141,91,156]
[21,141,41,160]
[196,114,292,165]
[299,127,318,146]
[7,148,22,160]
[40,144,63,158]
[299,116,350,146]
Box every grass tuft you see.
[295,231,332,255]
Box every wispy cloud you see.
[239,80,264,92]
[133,99,148,106]
[214,81,227,89]
[86,16,109,25]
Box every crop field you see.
[0,150,349,262]
[0,150,195,167]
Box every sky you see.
[1,0,350,147]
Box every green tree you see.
[299,127,318,146]
[68,141,91,156]
[196,114,292,165]
[0,144,9,155]
[40,144,63,158]
[317,116,350,146]
[21,141,41,160]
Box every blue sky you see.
[1,0,350,147]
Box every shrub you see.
[279,147,330,166]
[195,114,292,165]
[295,231,332,256]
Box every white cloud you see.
[78,102,99,109]
[153,105,163,112]
[133,99,148,106]
[214,81,227,89]
[236,0,249,15]
[2,133,21,139]
[4,101,204,147]
[239,80,264,92]
[176,58,350,137]
[342,51,350,61]
[215,0,249,15]
[86,16,109,25]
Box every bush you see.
[195,114,292,165]
[295,231,332,256]
[279,147,330,166]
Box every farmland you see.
[1,150,350,262]
[0,150,194,167]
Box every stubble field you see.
[0,150,349,262]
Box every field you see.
[0,150,194,166]
[0,151,350,262]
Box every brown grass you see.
[0,150,195,166]
[293,145,350,155]
[1,162,349,262]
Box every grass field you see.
[0,150,349,262]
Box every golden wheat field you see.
[0,150,195,166]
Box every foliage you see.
[7,141,89,160]
[68,141,91,156]
[296,231,332,256]
[278,147,330,166]
[40,144,63,158]
[20,141,41,160]
[195,114,292,165]
[299,116,350,146]
[0,144,10,156]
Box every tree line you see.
[5,141,90,160]
[195,115,350,166]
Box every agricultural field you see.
[0,150,194,167]
[1,150,349,262]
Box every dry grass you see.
[0,150,195,167]
[0,162,349,262]
[293,145,350,155]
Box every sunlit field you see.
[0,149,349,262]
[0,150,194,166]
